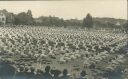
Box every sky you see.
[0,0,127,20]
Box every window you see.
[0,13,3,16]
[2,18,5,21]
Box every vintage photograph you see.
[0,0,128,79]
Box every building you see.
[0,9,15,25]
[0,10,6,24]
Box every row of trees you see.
[6,9,127,30]
[14,10,34,25]
[12,10,93,28]
[35,16,82,28]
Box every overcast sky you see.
[0,0,127,20]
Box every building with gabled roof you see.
[0,9,15,25]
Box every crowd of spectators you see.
[0,61,88,79]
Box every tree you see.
[83,13,93,28]
[123,21,128,33]
[27,10,33,17]
[14,10,34,25]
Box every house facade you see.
[0,9,15,25]
[0,10,6,24]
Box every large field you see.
[0,26,127,79]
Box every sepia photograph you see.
[0,0,128,79]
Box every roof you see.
[0,9,14,17]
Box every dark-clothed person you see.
[36,69,44,79]
[0,61,16,79]
[77,71,87,79]
[51,69,61,79]
[14,66,26,79]
[60,69,71,79]
[42,66,52,79]
[27,67,36,79]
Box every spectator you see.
[77,71,87,79]
[89,63,95,69]
[51,69,61,79]
[27,67,36,79]
[14,66,26,79]
[42,66,52,79]
[24,67,29,78]
[0,61,16,79]
[60,69,71,79]
[36,69,44,79]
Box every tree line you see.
[4,9,127,30]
